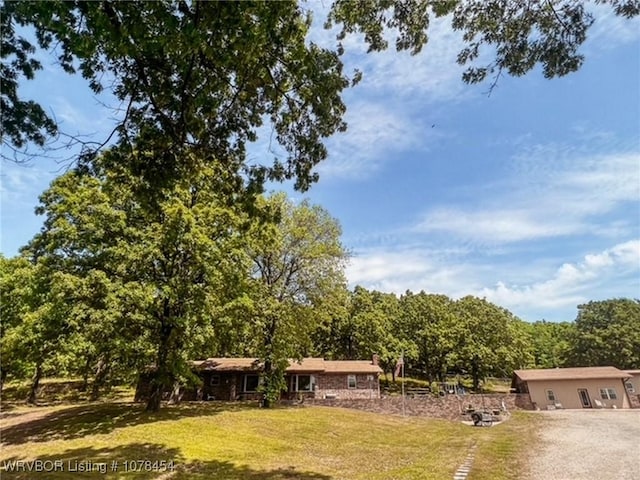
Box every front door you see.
[577,388,591,408]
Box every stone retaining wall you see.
[304,393,533,420]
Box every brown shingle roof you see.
[194,357,382,374]
[285,358,326,372]
[324,360,383,374]
[194,358,261,371]
[514,366,631,381]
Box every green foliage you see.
[566,298,640,369]
[3,1,637,173]
[527,320,574,368]
[316,286,412,379]
[243,193,348,406]
[328,0,638,87]
[2,1,350,190]
[0,11,57,150]
[25,154,251,409]
[0,254,88,402]
[451,296,532,389]
[398,291,457,382]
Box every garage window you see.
[546,390,556,402]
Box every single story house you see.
[511,366,634,410]
[135,356,383,402]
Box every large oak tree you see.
[26,153,250,411]
[3,1,638,185]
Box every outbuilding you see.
[511,366,633,410]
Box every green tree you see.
[2,1,349,192]
[328,0,639,88]
[28,153,250,411]
[566,299,640,369]
[324,287,411,380]
[398,291,458,383]
[527,320,574,368]
[3,1,637,177]
[0,255,86,403]
[0,256,38,390]
[351,288,404,375]
[244,193,348,406]
[451,296,532,390]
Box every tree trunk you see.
[168,380,182,404]
[0,367,7,395]
[146,382,163,412]
[261,314,278,408]
[27,363,43,405]
[471,358,480,391]
[146,322,172,412]
[80,355,93,392]
[262,357,272,408]
[90,356,110,401]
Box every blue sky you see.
[1,4,639,322]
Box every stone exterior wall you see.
[315,373,380,400]
[304,393,533,420]
[628,393,640,409]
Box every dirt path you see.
[525,410,640,480]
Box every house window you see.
[210,375,221,386]
[291,375,314,392]
[347,375,357,389]
[625,381,635,393]
[600,388,617,400]
[244,374,261,392]
[546,390,556,402]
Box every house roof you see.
[514,366,631,382]
[623,369,640,375]
[194,357,382,374]
[286,358,327,372]
[324,360,383,374]
[194,358,261,372]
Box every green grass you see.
[1,378,135,407]
[0,401,541,480]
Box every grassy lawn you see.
[0,400,540,480]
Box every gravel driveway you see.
[525,409,640,480]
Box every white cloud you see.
[477,239,640,317]
[317,101,433,179]
[417,207,581,244]
[345,239,639,321]
[415,148,640,245]
[308,6,471,104]
[348,20,471,103]
[586,4,640,50]
[346,245,483,299]
[0,160,59,207]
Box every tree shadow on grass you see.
[0,401,257,446]
[1,444,333,480]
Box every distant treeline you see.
[1,163,638,409]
